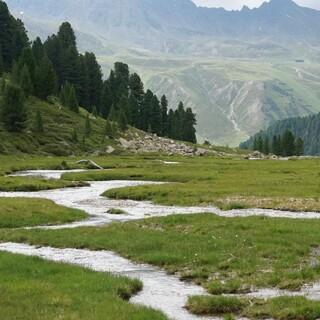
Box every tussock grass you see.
[0,252,167,320]
[2,214,320,295]
[63,157,320,212]
[0,198,86,228]
[187,295,320,320]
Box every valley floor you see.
[0,154,320,319]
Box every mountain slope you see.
[6,0,320,145]
[240,112,320,155]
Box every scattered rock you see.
[106,146,115,154]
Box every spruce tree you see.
[19,65,33,97]
[34,110,44,133]
[282,130,295,156]
[32,37,45,61]
[182,107,197,143]
[57,22,77,49]
[17,47,36,82]
[34,55,57,99]
[160,95,169,136]
[1,83,27,132]
[60,82,79,113]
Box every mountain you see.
[240,112,320,155]
[6,0,320,145]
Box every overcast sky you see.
[192,0,320,10]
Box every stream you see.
[0,170,319,320]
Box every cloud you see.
[192,0,320,10]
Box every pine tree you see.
[19,65,33,97]
[57,22,77,49]
[1,83,27,132]
[60,82,79,113]
[34,55,57,99]
[263,136,270,155]
[160,95,168,136]
[282,130,296,156]
[17,47,36,82]
[34,110,44,133]
[182,107,197,143]
[0,77,5,93]
[85,114,91,136]
[84,52,103,111]
[150,95,162,135]
[32,37,45,61]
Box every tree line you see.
[241,129,304,156]
[0,1,197,143]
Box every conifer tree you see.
[60,82,79,113]
[32,37,45,61]
[282,130,296,156]
[17,47,36,82]
[160,95,168,136]
[182,107,197,143]
[19,65,33,97]
[1,83,27,132]
[34,55,57,99]
[34,110,44,133]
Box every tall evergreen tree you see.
[34,55,57,99]
[160,95,168,136]
[60,82,79,113]
[1,83,27,132]
[84,114,91,136]
[295,137,304,156]
[84,52,103,111]
[19,64,33,97]
[32,37,45,61]
[57,22,77,49]
[282,130,296,156]
[182,107,197,143]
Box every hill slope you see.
[6,0,320,145]
[240,112,320,155]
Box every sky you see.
[192,0,320,10]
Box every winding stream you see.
[0,170,319,320]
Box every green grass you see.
[0,95,120,156]
[0,176,88,192]
[0,198,87,228]
[0,252,167,320]
[187,295,320,320]
[63,157,320,212]
[2,214,320,295]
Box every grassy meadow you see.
[62,156,320,212]
[0,198,86,228]
[0,252,167,320]
[1,213,320,296]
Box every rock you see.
[106,146,115,154]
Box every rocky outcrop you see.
[117,134,211,156]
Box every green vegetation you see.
[241,112,320,156]
[0,252,167,320]
[0,176,87,192]
[242,129,304,156]
[63,157,320,212]
[2,213,320,295]
[0,198,86,228]
[187,295,320,320]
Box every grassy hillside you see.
[0,84,120,155]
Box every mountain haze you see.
[7,0,320,145]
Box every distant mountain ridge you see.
[7,0,320,52]
[5,0,320,146]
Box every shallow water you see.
[0,170,319,320]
